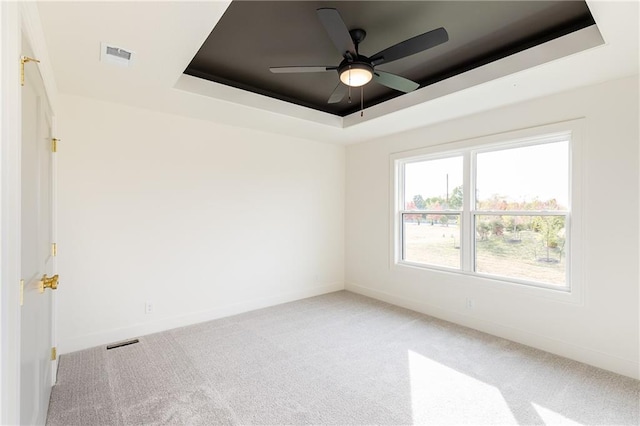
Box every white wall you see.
[346,75,639,379]
[56,94,345,353]
[57,76,639,380]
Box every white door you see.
[20,35,56,426]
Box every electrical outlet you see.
[145,300,154,314]
[465,298,475,310]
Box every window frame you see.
[390,120,584,299]
[398,152,465,272]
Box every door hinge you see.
[20,56,40,86]
[20,279,24,306]
[51,138,59,153]
[52,243,57,257]
[51,347,57,361]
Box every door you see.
[20,35,56,426]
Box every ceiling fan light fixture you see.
[339,63,373,87]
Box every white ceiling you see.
[36,1,639,145]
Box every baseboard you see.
[59,283,344,354]
[346,282,640,380]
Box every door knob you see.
[39,274,59,293]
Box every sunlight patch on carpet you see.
[408,350,516,424]
[531,402,582,425]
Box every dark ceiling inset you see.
[185,1,596,117]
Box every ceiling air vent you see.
[100,42,134,67]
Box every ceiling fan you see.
[270,8,449,105]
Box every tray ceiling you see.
[185,1,595,116]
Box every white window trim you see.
[389,119,585,304]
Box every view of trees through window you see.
[403,156,463,269]
[474,214,566,285]
[400,140,569,287]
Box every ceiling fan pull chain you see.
[360,86,364,117]
[349,66,353,103]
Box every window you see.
[393,123,581,291]
[475,142,568,286]
[402,156,463,269]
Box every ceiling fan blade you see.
[327,83,347,104]
[373,71,420,93]
[317,8,356,58]
[270,66,335,73]
[370,27,448,66]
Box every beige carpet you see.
[47,291,639,425]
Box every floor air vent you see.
[106,339,139,350]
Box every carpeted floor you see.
[47,291,639,425]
